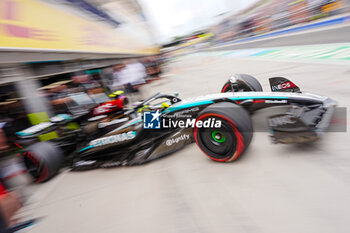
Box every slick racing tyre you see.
[221,74,263,92]
[22,142,63,182]
[194,102,253,162]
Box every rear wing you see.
[269,77,300,93]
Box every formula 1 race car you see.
[18,74,337,182]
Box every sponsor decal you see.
[182,94,216,103]
[89,131,136,147]
[143,111,161,129]
[172,107,199,117]
[269,115,296,127]
[143,109,222,129]
[166,134,190,146]
[74,160,97,166]
[265,100,288,104]
[271,82,296,91]
[93,103,115,115]
[143,110,222,129]
[163,118,221,128]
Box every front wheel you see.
[194,102,253,162]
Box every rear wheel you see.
[23,142,63,182]
[194,102,253,162]
[221,74,262,92]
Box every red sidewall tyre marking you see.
[23,152,49,183]
[222,83,230,93]
[36,164,49,183]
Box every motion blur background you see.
[1,0,349,120]
[0,0,350,232]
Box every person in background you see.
[123,60,147,101]
[126,60,147,87]
[112,63,126,91]
[111,61,146,101]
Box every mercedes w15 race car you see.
[18,74,337,182]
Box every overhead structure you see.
[0,0,158,63]
[0,0,159,117]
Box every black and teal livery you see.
[19,74,337,182]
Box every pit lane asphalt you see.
[25,54,350,233]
